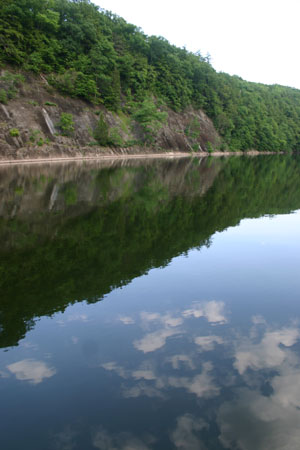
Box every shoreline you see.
[0,150,283,166]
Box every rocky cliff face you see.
[0,70,221,160]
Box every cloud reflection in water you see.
[7,358,56,384]
[100,302,300,449]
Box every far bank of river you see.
[0,149,283,165]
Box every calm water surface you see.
[1,155,300,449]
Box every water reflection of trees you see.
[1,155,300,348]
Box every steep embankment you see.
[0,70,220,160]
[1,0,300,158]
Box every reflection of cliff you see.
[1,155,300,348]
[0,157,219,249]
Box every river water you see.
[1,155,300,449]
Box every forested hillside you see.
[1,0,300,151]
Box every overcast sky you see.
[95,0,300,89]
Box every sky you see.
[95,0,300,89]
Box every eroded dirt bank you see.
[0,69,223,161]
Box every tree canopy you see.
[1,0,300,151]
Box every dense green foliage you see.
[93,112,109,144]
[132,98,168,143]
[1,0,300,150]
[1,155,300,347]
[57,112,74,135]
[0,71,24,103]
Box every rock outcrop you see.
[0,71,221,160]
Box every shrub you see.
[57,113,75,136]
[109,127,123,147]
[94,113,109,145]
[45,101,57,107]
[0,72,24,87]
[185,118,201,139]
[206,142,214,153]
[0,72,24,101]
[49,70,99,103]
[132,98,167,144]
[29,129,41,143]
[0,89,8,104]
[9,128,20,137]
[14,186,24,196]
[219,142,227,152]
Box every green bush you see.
[206,142,214,153]
[44,101,57,107]
[109,127,123,147]
[132,98,168,144]
[29,129,41,143]
[185,118,201,139]
[14,186,24,196]
[0,89,8,104]
[0,72,24,87]
[219,142,227,152]
[0,72,24,101]
[57,113,75,136]
[9,128,20,137]
[94,113,109,145]
[49,70,99,103]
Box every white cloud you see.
[252,315,266,325]
[7,359,56,384]
[0,370,9,378]
[183,301,227,324]
[167,355,195,370]
[170,414,208,450]
[219,323,300,449]
[101,362,128,379]
[272,366,300,409]
[194,335,224,351]
[218,378,300,450]
[119,316,135,325]
[234,327,299,374]
[164,317,183,327]
[168,362,219,398]
[122,382,165,399]
[132,369,156,380]
[52,425,78,450]
[140,311,183,328]
[56,313,90,327]
[140,312,161,322]
[67,313,89,322]
[102,361,158,384]
[93,427,152,450]
[133,328,180,353]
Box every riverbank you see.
[0,69,292,162]
[0,148,282,165]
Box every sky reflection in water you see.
[1,158,300,449]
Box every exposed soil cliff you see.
[0,70,221,160]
